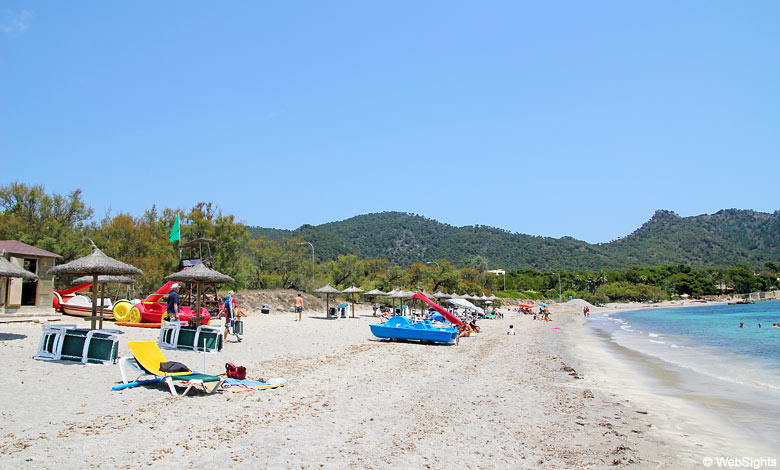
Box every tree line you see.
[1,183,778,304]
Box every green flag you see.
[169,213,180,242]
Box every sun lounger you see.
[118,341,222,396]
[34,324,119,365]
[158,321,223,352]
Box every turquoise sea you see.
[587,300,780,452]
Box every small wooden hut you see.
[0,240,62,322]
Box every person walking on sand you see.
[166,283,180,322]
[294,293,304,321]
[223,291,242,342]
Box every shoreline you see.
[555,301,779,465]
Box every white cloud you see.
[0,10,31,34]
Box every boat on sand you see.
[369,316,458,344]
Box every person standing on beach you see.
[294,293,304,321]
[166,283,180,321]
[223,291,242,342]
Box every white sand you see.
[0,300,752,469]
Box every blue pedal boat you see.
[369,316,458,344]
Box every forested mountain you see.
[248,209,780,270]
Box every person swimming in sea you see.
[739,322,745,328]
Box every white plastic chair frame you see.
[34,324,77,361]
[117,357,216,397]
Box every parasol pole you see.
[196,281,203,326]
[99,283,106,329]
[91,274,98,330]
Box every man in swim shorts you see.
[294,293,304,321]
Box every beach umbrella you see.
[164,262,235,325]
[314,283,342,317]
[0,250,39,318]
[388,290,410,314]
[364,288,387,296]
[71,275,136,323]
[432,291,451,299]
[363,288,386,314]
[0,250,38,280]
[48,239,142,329]
[341,285,364,318]
[384,289,398,309]
[447,297,484,314]
[71,275,135,285]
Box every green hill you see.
[248,209,780,270]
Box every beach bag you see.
[160,361,190,373]
[225,362,246,380]
[233,320,244,335]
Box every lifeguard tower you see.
[177,238,221,313]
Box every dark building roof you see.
[0,240,62,258]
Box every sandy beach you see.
[0,297,772,469]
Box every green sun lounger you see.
[35,325,119,365]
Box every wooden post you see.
[91,274,98,330]
[99,283,105,329]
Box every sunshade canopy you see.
[72,275,135,285]
[164,262,234,284]
[0,251,37,280]
[314,283,342,294]
[447,297,484,313]
[47,239,142,277]
[363,288,387,296]
[341,285,365,294]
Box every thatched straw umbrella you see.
[164,262,234,325]
[389,290,414,315]
[0,251,38,314]
[363,288,386,315]
[432,291,450,300]
[0,250,38,280]
[314,283,341,318]
[341,285,364,318]
[364,288,387,296]
[47,239,142,330]
[72,275,136,322]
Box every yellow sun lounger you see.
[118,341,222,396]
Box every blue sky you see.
[2,2,778,243]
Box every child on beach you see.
[507,325,516,335]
